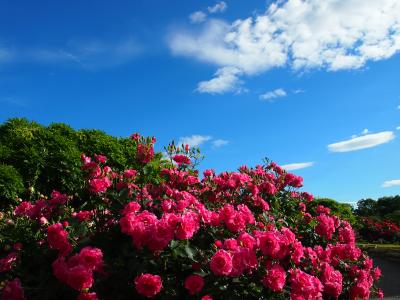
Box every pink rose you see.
[184,274,204,295]
[78,247,103,271]
[210,250,233,276]
[257,231,281,258]
[315,214,336,240]
[320,263,343,298]
[94,154,107,163]
[47,223,71,256]
[124,169,137,179]
[67,265,94,291]
[52,257,69,283]
[89,177,112,193]
[289,269,323,300]
[134,274,162,298]
[175,212,199,240]
[14,201,33,217]
[2,278,25,300]
[237,232,256,250]
[136,143,154,164]
[76,292,98,300]
[261,264,286,292]
[172,154,191,165]
[0,252,17,272]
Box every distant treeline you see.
[355,196,400,223]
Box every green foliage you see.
[355,198,377,217]
[0,164,25,206]
[355,196,400,224]
[0,118,165,207]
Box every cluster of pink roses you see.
[1,136,385,299]
[359,217,400,243]
[52,246,103,297]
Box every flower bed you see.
[358,217,400,243]
[0,135,383,299]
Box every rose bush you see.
[0,134,383,299]
[357,217,400,243]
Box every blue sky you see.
[1,0,399,203]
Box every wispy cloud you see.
[188,1,227,26]
[396,126,400,130]
[281,162,314,171]
[0,96,28,107]
[0,47,14,64]
[328,131,395,153]
[178,135,212,147]
[293,89,305,94]
[361,128,369,135]
[208,1,227,14]
[0,38,141,69]
[259,88,287,101]
[382,179,400,188]
[212,139,229,148]
[169,0,400,94]
[189,11,207,24]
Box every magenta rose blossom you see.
[210,249,233,276]
[320,263,343,298]
[47,223,71,256]
[0,252,17,272]
[184,274,204,295]
[134,274,162,298]
[78,247,103,271]
[2,278,25,300]
[172,154,191,165]
[136,143,154,164]
[315,214,336,240]
[66,265,94,291]
[89,177,112,193]
[76,292,98,300]
[289,269,323,299]
[261,264,286,292]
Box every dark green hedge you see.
[0,118,163,208]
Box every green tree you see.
[0,118,165,207]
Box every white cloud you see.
[190,11,207,24]
[169,0,400,94]
[208,1,228,14]
[178,135,212,147]
[281,162,314,171]
[293,89,305,94]
[362,128,369,135]
[382,179,400,188]
[396,126,400,130]
[212,139,229,148]
[328,131,395,152]
[197,66,243,94]
[260,88,287,101]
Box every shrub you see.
[0,135,383,299]
[357,217,400,243]
[0,118,165,206]
[0,164,25,207]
